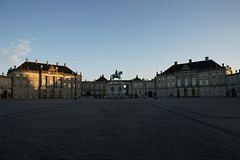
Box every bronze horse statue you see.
[110,70,123,81]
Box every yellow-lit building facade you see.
[7,58,82,99]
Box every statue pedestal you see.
[108,81,124,98]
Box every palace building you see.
[0,73,12,99]
[82,74,156,98]
[156,57,233,97]
[226,70,240,97]
[7,58,82,99]
[1,56,240,99]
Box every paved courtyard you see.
[0,98,240,159]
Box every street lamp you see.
[74,75,77,100]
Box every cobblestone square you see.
[0,98,240,159]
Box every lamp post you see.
[74,76,77,100]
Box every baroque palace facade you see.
[6,58,82,99]
[156,57,233,97]
[1,56,239,99]
[82,75,156,98]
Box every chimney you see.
[205,56,209,61]
[56,62,59,66]
[102,74,104,77]
[174,61,178,65]
[64,63,66,67]
[2,72,4,76]
[236,70,237,73]
[26,58,28,63]
[222,63,224,67]
[189,59,192,63]
[36,59,38,64]
[14,65,16,69]
[46,61,49,65]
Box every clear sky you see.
[0,0,240,80]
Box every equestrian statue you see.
[110,70,123,81]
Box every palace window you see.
[22,80,26,86]
[192,78,196,86]
[15,89,19,94]
[50,77,54,87]
[167,82,170,87]
[42,79,46,87]
[35,81,39,87]
[212,78,216,85]
[218,77,223,84]
[29,90,33,95]
[184,78,188,86]
[177,79,181,87]
[205,79,209,85]
[57,78,62,88]
[16,80,20,86]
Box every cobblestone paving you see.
[0,98,240,159]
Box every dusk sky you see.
[0,0,240,80]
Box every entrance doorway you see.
[3,91,7,99]
[177,89,180,98]
[148,91,153,97]
[192,89,195,97]
[43,90,47,98]
[232,89,237,97]
[58,90,62,98]
[50,89,55,98]
[184,89,188,97]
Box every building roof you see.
[162,59,224,75]
[0,75,11,79]
[12,61,74,74]
[132,75,142,81]
[96,75,108,82]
